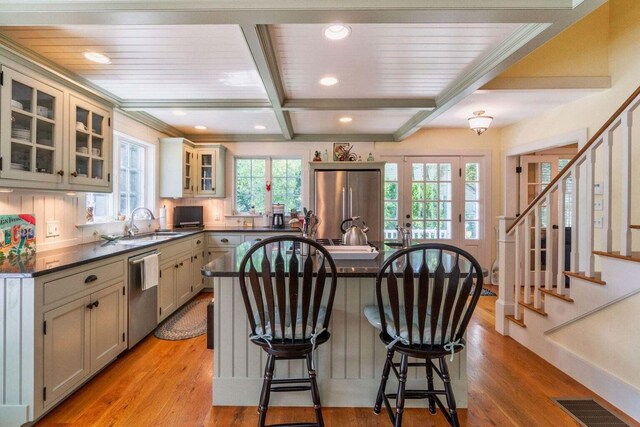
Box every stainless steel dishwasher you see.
[128,249,160,348]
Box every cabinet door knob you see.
[71,171,78,177]
[175,264,179,269]
[221,238,229,243]
[57,170,64,177]
[208,251,212,255]
[194,255,198,260]
[255,238,262,242]
[93,300,99,308]
[179,262,184,266]
[84,274,98,284]
[86,302,94,310]
[196,240,202,244]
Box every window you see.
[464,162,480,239]
[383,163,399,239]
[85,133,154,222]
[234,157,302,214]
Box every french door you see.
[401,156,485,264]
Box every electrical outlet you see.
[594,217,603,229]
[594,200,603,211]
[594,182,603,195]
[46,220,60,237]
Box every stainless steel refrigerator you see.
[314,169,381,241]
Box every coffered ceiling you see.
[0,0,608,142]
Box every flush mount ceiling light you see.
[468,110,493,136]
[83,51,111,64]
[66,192,77,196]
[339,116,353,123]
[194,125,207,130]
[319,76,339,86]
[323,24,351,41]
[172,110,187,116]
[254,125,266,130]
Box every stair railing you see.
[496,85,640,334]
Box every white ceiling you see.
[0,1,607,140]
[0,25,268,100]
[290,110,418,134]
[271,23,523,99]
[428,89,602,128]
[143,109,281,134]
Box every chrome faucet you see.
[125,207,156,237]
[396,226,412,248]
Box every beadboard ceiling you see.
[0,0,608,141]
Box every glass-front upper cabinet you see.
[69,95,111,188]
[183,146,194,196]
[0,67,64,183]
[197,149,218,196]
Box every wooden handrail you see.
[507,84,640,235]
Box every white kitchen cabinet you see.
[0,66,64,184]
[43,281,125,409]
[43,295,91,406]
[159,138,225,198]
[69,95,112,189]
[158,260,177,322]
[176,253,193,307]
[0,60,113,193]
[191,248,206,295]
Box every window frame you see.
[233,156,303,215]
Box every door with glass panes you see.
[401,156,485,263]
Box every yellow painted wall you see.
[501,3,609,78]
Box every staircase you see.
[496,86,640,422]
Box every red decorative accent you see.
[18,214,36,225]
[266,182,271,192]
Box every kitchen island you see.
[202,241,470,408]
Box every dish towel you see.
[141,253,159,290]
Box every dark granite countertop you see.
[203,226,301,233]
[0,230,203,278]
[202,241,487,279]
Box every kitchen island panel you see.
[212,276,466,408]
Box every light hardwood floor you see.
[35,288,638,427]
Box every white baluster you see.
[620,110,632,256]
[557,178,566,295]
[571,166,580,273]
[534,205,542,309]
[584,149,595,277]
[602,130,613,252]
[524,214,531,305]
[514,224,521,320]
[545,193,554,293]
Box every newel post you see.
[495,216,516,335]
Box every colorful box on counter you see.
[0,214,36,258]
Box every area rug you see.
[154,298,208,340]
[473,287,497,296]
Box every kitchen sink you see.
[116,234,175,245]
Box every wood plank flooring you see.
[35,288,638,427]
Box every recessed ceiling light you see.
[83,51,111,64]
[323,24,351,41]
[194,125,207,130]
[254,125,266,130]
[172,110,186,116]
[339,117,353,123]
[319,76,338,86]
[66,192,77,196]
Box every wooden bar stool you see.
[364,243,484,427]
[238,236,338,427]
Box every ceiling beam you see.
[185,133,396,143]
[120,99,273,111]
[282,98,436,111]
[0,1,585,26]
[241,24,294,140]
[480,76,611,91]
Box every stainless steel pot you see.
[340,216,369,245]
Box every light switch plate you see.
[594,182,603,195]
[46,220,60,237]
[594,200,603,211]
[594,217,603,229]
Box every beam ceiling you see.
[0,0,608,142]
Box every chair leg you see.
[394,354,409,427]
[374,349,395,415]
[257,354,276,427]
[425,360,437,415]
[438,357,459,427]
[306,353,324,427]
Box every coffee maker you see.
[272,203,285,228]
